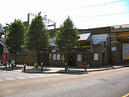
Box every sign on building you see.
[92,34,108,44]
[123,44,129,60]
[57,54,60,60]
[3,46,9,53]
[53,54,56,60]
[111,47,116,51]
[94,53,98,61]
[77,54,81,61]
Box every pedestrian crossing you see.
[0,74,62,82]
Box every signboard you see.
[77,54,81,61]
[112,24,129,29]
[94,53,98,61]
[112,24,129,32]
[49,53,52,59]
[111,47,116,51]
[92,34,108,44]
[57,54,60,60]
[53,54,56,60]
[52,50,56,52]
[61,55,64,60]
[123,44,129,60]
[3,46,9,53]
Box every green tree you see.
[55,16,79,51]
[28,12,49,64]
[5,19,25,54]
[55,17,79,66]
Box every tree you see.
[5,19,25,54]
[55,17,79,67]
[28,12,49,64]
[55,16,79,51]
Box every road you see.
[0,70,61,81]
[0,67,129,97]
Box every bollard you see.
[84,63,88,73]
[65,62,68,71]
[11,63,14,69]
[5,63,7,68]
[9,63,10,68]
[41,63,43,72]
[23,64,26,72]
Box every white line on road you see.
[16,77,27,79]
[26,76,36,78]
[4,78,16,80]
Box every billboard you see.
[123,44,129,60]
[92,34,108,44]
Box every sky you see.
[0,0,129,29]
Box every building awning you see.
[79,33,91,41]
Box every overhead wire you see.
[68,0,126,10]
[68,0,129,19]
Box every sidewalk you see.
[1,64,129,74]
[43,64,129,74]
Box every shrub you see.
[34,62,38,68]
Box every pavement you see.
[48,64,129,74]
[1,66,129,97]
[6,70,129,97]
[1,64,129,74]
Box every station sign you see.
[112,24,129,32]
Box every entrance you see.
[68,55,76,66]
[39,52,49,66]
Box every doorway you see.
[68,55,76,66]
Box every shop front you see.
[111,24,129,64]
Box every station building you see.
[48,24,129,67]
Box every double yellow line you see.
[122,93,129,97]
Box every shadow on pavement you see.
[57,70,88,75]
[0,66,23,71]
[23,68,51,74]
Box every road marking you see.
[16,77,26,79]
[122,93,129,97]
[4,78,16,80]
[36,75,44,78]
[27,76,36,78]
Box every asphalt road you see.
[0,69,61,81]
[1,67,129,97]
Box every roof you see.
[79,33,91,41]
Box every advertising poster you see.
[94,53,98,61]
[61,55,64,60]
[53,54,56,60]
[123,44,129,60]
[77,54,81,61]
[92,34,108,44]
[57,54,60,60]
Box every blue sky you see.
[125,0,129,12]
[0,0,129,29]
